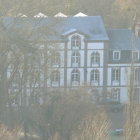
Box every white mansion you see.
[4,13,140,104]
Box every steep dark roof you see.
[107,29,140,50]
[1,16,109,41]
[107,29,140,63]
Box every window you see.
[138,29,140,37]
[51,70,60,83]
[134,88,140,103]
[71,52,80,66]
[113,51,120,60]
[90,69,100,82]
[112,68,120,81]
[9,91,20,106]
[134,68,140,83]
[71,35,81,49]
[111,88,120,102]
[71,69,80,84]
[91,52,100,65]
[51,52,60,66]
[11,71,20,88]
[28,53,40,68]
[132,51,139,61]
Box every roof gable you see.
[62,28,88,37]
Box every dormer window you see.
[71,35,81,49]
[132,51,139,61]
[113,51,120,60]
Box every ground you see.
[108,108,126,140]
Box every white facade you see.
[6,16,140,105]
[45,31,140,104]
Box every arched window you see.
[71,52,80,66]
[112,68,120,82]
[51,52,60,66]
[51,70,60,86]
[90,69,100,83]
[71,35,81,49]
[91,52,100,65]
[71,69,80,85]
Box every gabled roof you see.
[107,29,140,50]
[0,16,109,41]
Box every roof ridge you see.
[107,28,131,30]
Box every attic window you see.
[113,51,120,60]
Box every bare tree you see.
[123,15,140,140]
[72,110,110,140]
[0,123,21,140]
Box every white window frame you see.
[71,69,80,86]
[90,69,100,82]
[132,51,139,61]
[52,52,60,66]
[111,88,120,102]
[71,52,80,66]
[51,70,60,83]
[71,35,81,49]
[11,71,20,88]
[134,68,140,83]
[113,51,121,60]
[112,68,120,82]
[91,52,100,65]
